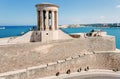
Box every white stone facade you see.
[36,3,59,31]
[35,3,73,42]
[35,3,62,42]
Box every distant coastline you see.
[82,23,120,28]
[59,23,120,28]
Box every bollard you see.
[77,68,82,72]
[66,69,71,74]
[84,68,88,71]
[87,66,89,70]
[113,68,119,72]
[56,72,60,76]
[93,52,95,54]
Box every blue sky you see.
[0,0,120,25]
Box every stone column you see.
[54,11,58,30]
[37,11,40,30]
[40,10,43,31]
[52,11,55,30]
[45,10,49,30]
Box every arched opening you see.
[49,11,52,30]
[43,10,46,30]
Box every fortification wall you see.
[9,31,33,43]
[0,52,120,79]
[29,30,73,42]
[58,30,73,40]
[33,31,116,51]
[40,30,59,42]
[77,36,116,51]
[0,36,116,74]
[37,30,73,42]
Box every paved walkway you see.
[37,69,120,79]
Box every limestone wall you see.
[8,31,41,44]
[58,30,73,40]
[70,32,107,38]
[9,31,33,43]
[7,30,113,45]
[62,36,116,52]
[37,30,73,42]
[40,30,59,42]
[30,31,41,42]
[0,36,116,73]
[0,52,120,79]
[28,53,120,78]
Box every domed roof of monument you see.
[36,2,59,8]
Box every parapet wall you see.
[63,36,116,52]
[30,30,73,42]
[1,52,120,79]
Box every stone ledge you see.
[28,65,47,70]
[47,62,57,66]
[65,57,72,61]
[0,69,26,77]
[72,56,79,59]
[57,60,65,63]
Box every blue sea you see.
[0,26,120,49]
[0,26,36,38]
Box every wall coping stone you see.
[57,60,65,63]
[72,56,79,59]
[65,57,72,61]
[28,65,47,70]
[47,62,57,66]
[0,69,26,77]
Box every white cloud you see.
[100,16,106,19]
[116,5,120,8]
